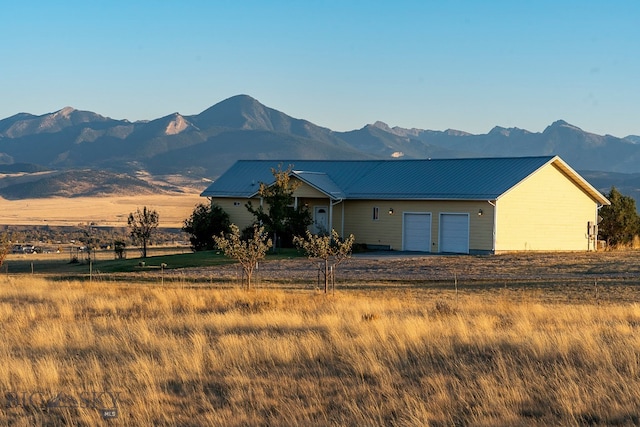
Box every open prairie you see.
[0,193,203,228]
[1,251,640,425]
[2,273,640,426]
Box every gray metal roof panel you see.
[201,156,564,200]
[201,160,380,198]
[200,161,282,198]
[343,156,556,199]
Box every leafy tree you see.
[246,164,312,249]
[183,203,231,251]
[127,206,159,258]
[599,186,640,247]
[113,240,127,259]
[293,229,355,293]
[214,224,272,290]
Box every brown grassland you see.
[2,251,640,426]
[0,194,203,228]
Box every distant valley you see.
[1,94,639,205]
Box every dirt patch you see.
[177,250,640,285]
[165,251,640,305]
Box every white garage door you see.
[403,213,431,252]
[440,213,469,254]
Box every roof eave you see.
[345,194,501,201]
[550,156,611,205]
[199,191,255,198]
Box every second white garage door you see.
[440,213,469,254]
[403,213,431,252]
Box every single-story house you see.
[201,156,610,254]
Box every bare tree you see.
[127,206,159,258]
[214,224,272,290]
[293,229,355,293]
[0,233,12,271]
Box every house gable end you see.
[289,176,333,199]
[495,156,610,205]
[291,171,345,200]
[495,159,601,251]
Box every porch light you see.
[478,209,483,216]
[388,208,394,215]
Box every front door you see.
[313,206,329,234]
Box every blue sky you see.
[3,1,639,137]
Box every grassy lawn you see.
[3,248,303,275]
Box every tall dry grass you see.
[1,276,639,426]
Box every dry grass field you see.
[2,251,640,426]
[0,193,203,228]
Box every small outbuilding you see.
[201,156,610,253]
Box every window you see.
[372,206,379,220]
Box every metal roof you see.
[291,171,346,199]
[200,156,610,205]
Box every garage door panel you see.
[403,213,431,252]
[440,213,469,253]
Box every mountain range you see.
[1,94,639,205]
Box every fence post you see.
[454,272,458,308]
[331,264,335,295]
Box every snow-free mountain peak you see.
[54,106,76,118]
[194,94,278,130]
[488,126,531,137]
[545,119,584,133]
[372,121,393,132]
[164,113,192,135]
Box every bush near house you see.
[182,203,231,251]
[599,186,640,247]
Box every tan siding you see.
[291,179,328,198]
[211,198,258,229]
[496,163,596,251]
[342,200,494,252]
[343,201,402,249]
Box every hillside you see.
[1,94,640,202]
[0,170,167,199]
